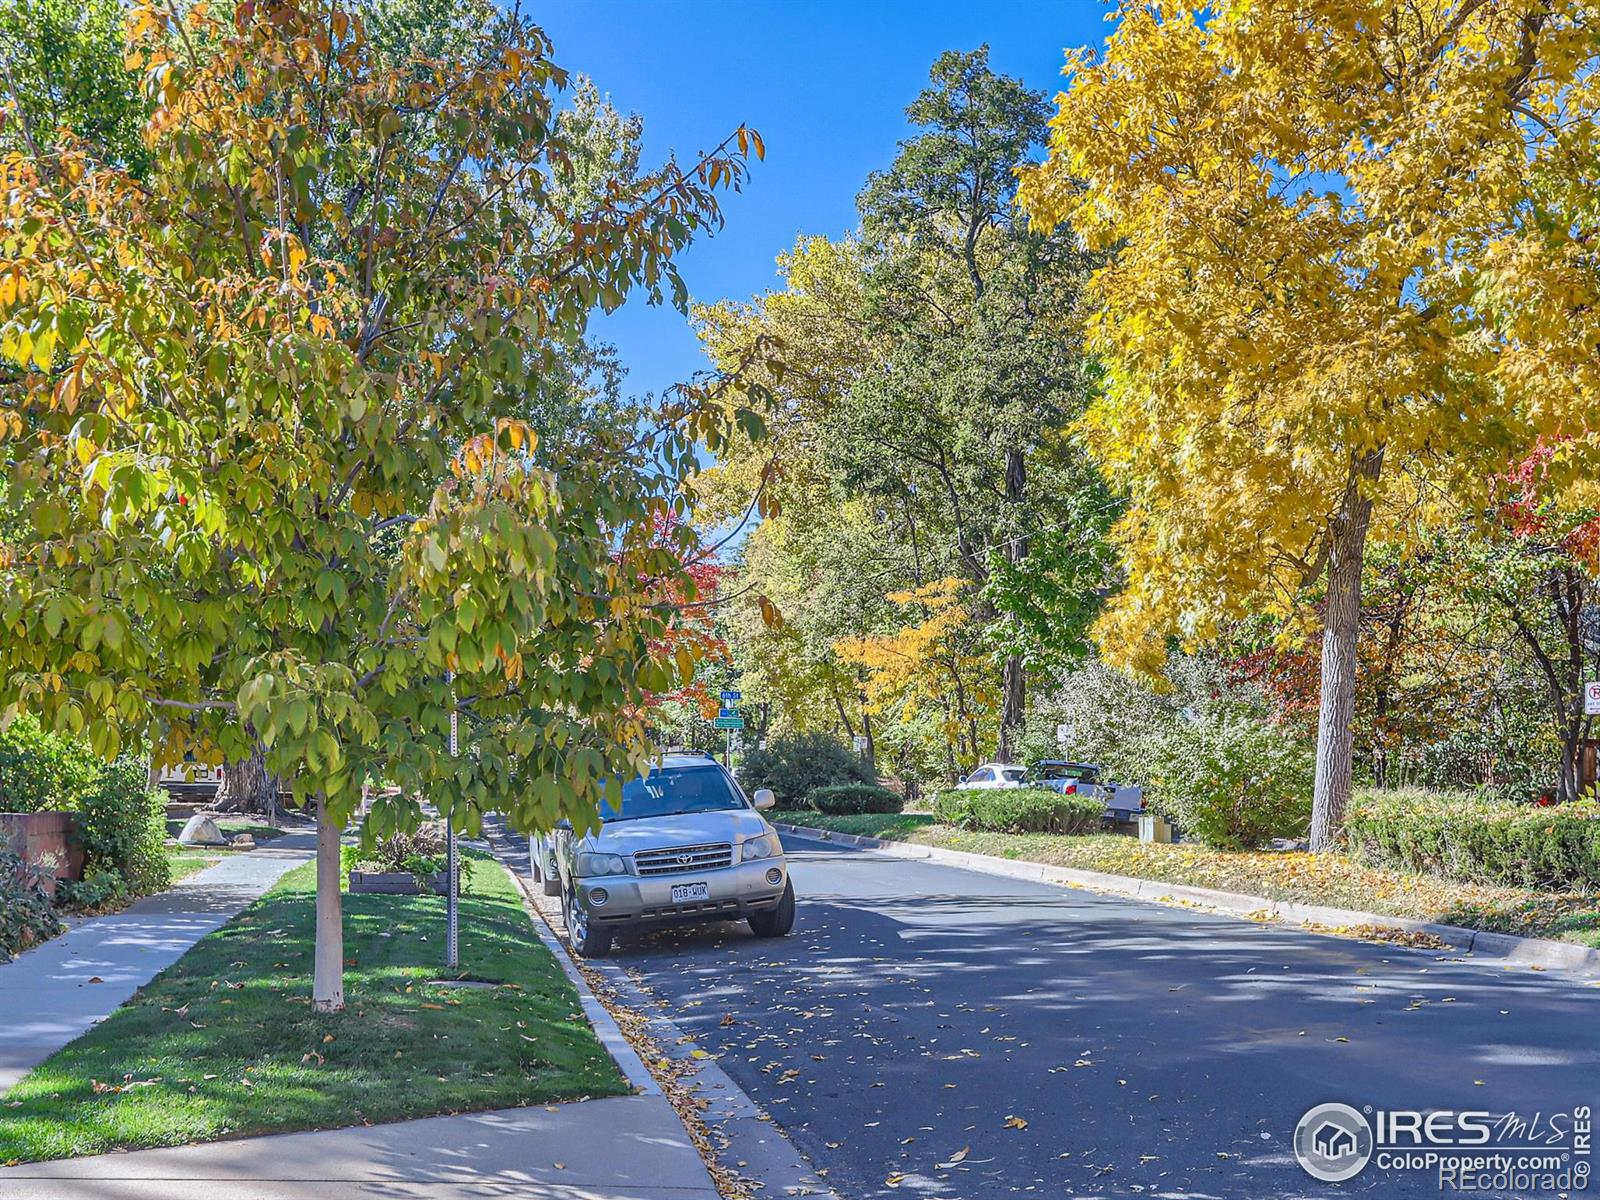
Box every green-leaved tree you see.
[0,0,767,1010]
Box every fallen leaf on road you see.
[1003,1116,1029,1130]
[936,1146,970,1168]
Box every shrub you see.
[57,867,128,911]
[1346,791,1600,890]
[0,713,97,814]
[0,838,64,961]
[806,783,903,815]
[931,787,1104,835]
[76,757,172,897]
[1143,711,1313,850]
[738,732,874,808]
[0,721,171,901]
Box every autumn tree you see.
[1464,443,1600,801]
[1020,0,1600,848]
[698,49,1109,773]
[0,0,766,1010]
[852,47,1104,760]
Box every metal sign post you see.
[446,674,460,971]
[715,693,744,769]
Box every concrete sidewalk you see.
[0,1095,721,1199]
[0,830,315,1092]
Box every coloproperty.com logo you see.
[1294,1101,1592,1192]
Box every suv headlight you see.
[741,833,781,862]
[577,851,629,877]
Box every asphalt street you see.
[605,833,1597,1199]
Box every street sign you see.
[853,735,869,753]
[1586,681,1600,716]
[720,690,742,701]
[714,715,745,730]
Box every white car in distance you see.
[956,762,1028,789]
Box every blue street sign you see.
[720,690,742,701]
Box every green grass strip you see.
[1,853,626,1164]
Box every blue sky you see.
[535,0,1111,401]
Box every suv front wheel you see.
[748,880,795,938]
[564,884,613,958]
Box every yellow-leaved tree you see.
[1019,0,1600,848]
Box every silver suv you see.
[550,752,794,957]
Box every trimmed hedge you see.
[806,783,903,816]
[0,714,97,814]
[738,732,874,808]
[1346,791,1600,891]
[931,787,1104,835]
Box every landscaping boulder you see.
[177,814,226,846]
[229,834,256,850]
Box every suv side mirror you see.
[753,788,776,810]
[957,774,968,785]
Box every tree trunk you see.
[1310,450,1382,852]
[215,743,288,823]
[312,797,344,1013]
[997,445,1028,762]
[998,656,1026,763]
[1559,721,1583,804]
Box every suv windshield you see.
[601,765,747,822]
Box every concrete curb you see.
[775,822,1600,979]
[504,866,662,1097]
[500,860,840,1200]
[593,960,844,1200]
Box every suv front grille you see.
[634,842,733,876]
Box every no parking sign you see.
[1586,681,1600,716]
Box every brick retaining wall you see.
[0,811,84,897]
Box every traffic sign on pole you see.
[714,714,745,730]
[720,690,742,702]
[1586,681,1600,716]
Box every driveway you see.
[600,834,1597,1199]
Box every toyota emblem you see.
[676,853,694,865]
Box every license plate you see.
[670,882,711,904]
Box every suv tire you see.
[748,880,795,938]
[564,885,612,958]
